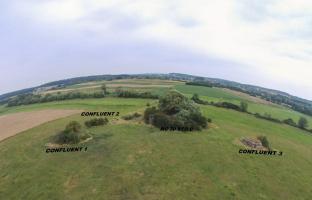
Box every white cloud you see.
[4,0,312,97]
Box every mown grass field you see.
[0,98,156,116]
[175,85,312,128]
[45,79,183,96]
[0,79,312,199]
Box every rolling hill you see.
[0,77,311,199]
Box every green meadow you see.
[0,79,312,199]
[175,85,312,128]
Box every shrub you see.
[240,101,248,112]
[64,121,81,133]
[153,112,172,128]
[257,135,270,149]
[115,90,158,99]
[144,91,209,131]
[56,131,80,144]
[283,118,297,127]
[85,118,108,128]
[144,106,157,123]
[254,113,282,123]
[158,91,188,115]
[122,112,141,120]
[7,92,106,107]
[191,94,209,105]
[298,117,308,129]
[215,102,241,111]
[186,81,213,87]
[54,121,85,144]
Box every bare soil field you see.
[0,109,81,142]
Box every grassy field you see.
[175,85,312,128]
[45,79,184,95]
[0,98,156,116]
[0,102,311,199]
[1,79,312,199]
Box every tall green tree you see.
[298,117,308,129]
[240,101,248,112]
[101,84,107,94]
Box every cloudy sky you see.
[0,0,311,99]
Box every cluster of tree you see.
[115,89,159,99]
[191,93,209,105]
[254,113,282,123]
[122,112,141,120]
[214,102,241,111]
[186,82,213,87]
[255,113,311,133]
[298,117,309,130]
[54,121,89,144]
[85,118,109,128]
[7,92,106,107]
[192,94,248,113]
[283,117,312,133]
[144,91,208,131]
[283,118,297,127]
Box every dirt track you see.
[0,109,81,142]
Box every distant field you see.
[45,79,184,94]
[0,98,156,116]
[175,85,312,128]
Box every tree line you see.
[7,85,159,107]
[187,81,312,117]
[192,93,312,133]
[7,92,106,107]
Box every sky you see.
[0,0,311,100]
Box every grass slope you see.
[0,100,312,199]
[0,98,155,116]
[1,80,312,199]
[175,85,312,128]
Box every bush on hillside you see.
[122,113,141,120]
[144,106,158,123]
[85,118,109,128]
[144,91,208,131]
[254,113,282,123]
[214,102,241,111]
[54,121,89,144]
[7,92,106,107]
[283,118,297,127]
[115,90,158,99]
[257,135,270,149]
[240,101,248,112]
[191,94,209,105]
[298,117,308,129]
